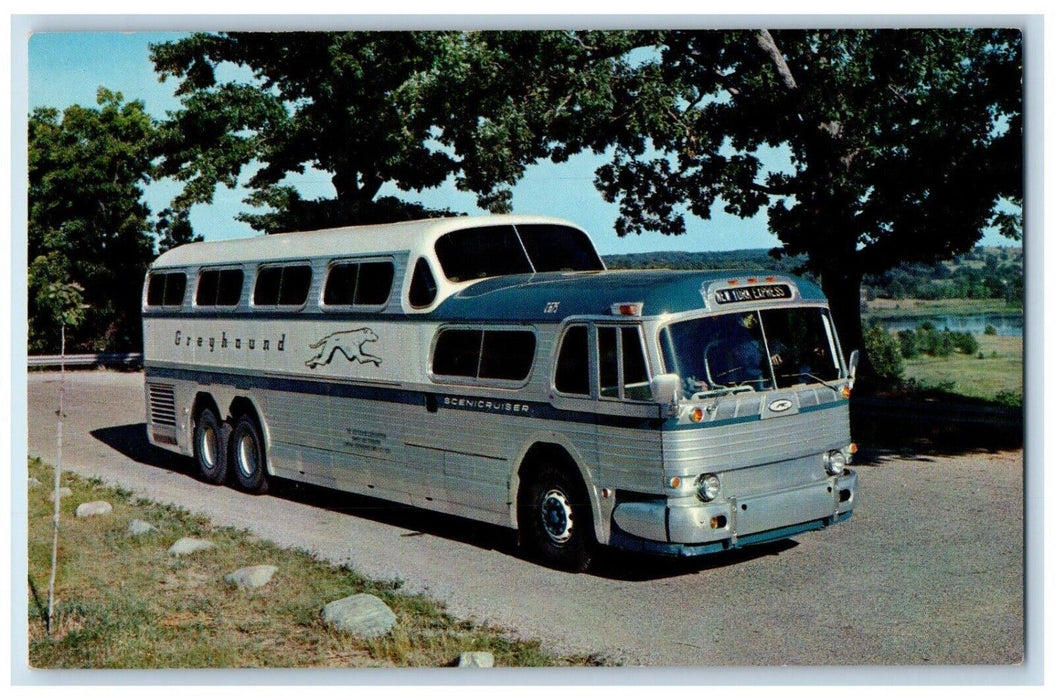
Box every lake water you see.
[878,313,1023,337]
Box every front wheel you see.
[193,407,228,485]
[519,465,595,572]
[230,414,269,494]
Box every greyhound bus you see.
[142,215,858,571]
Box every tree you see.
[148,31,647,232]
[592,29,1022,376]
[29,89,167,353]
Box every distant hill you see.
[603,245,1023,305]
[602,249,809,275]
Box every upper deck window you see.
[431,328,536,383]
[516,224,604,272]
[146,272,187,307]
[434,224,603,283]
[323,261,395,307]
[253,264,312,307]
[196,268,244,307]
[435,226,533,282]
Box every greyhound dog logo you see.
[305,328,382,369]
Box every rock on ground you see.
[168,537,215,556]
[457,651,495,668]
[47,487,73,501]
[225,565,278,590]
[75,501,113,518]
[28,477,42,489]
[128,519,157,536]
[321,593,397,638]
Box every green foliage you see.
[588,28,1022,367]
[985,324,998,335]
[863,324,904,383]
[149,31,648,232]
[993,390,1023,408]
[864,247,1023,304]
[28,89,189,353]
[897,329,920,359]
[897,326,980,359]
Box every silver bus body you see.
[142,215,857,570]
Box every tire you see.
[193,407,228,485]
[519,464,595,572]
[229,414,269,494]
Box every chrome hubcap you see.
[237,433,258,478]
[200,426,217,468]
[540,489,573,544]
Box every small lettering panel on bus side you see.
[714,284,792,305]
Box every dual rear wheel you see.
[192,408,269,494]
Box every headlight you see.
[696,473,721,502]
[824,450,847,476]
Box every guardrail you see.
[27,353,143,369]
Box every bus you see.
[142,215,858,572]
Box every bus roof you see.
[149,214,585,269]
[432,269,828,322]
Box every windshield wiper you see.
[778,372,840,392]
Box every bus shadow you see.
[588,539,799,581]
[91,422,799,581]
[90,423,196,475]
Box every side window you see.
[432,329,482,378]
[196,268,244,307]
[323,261,395,307]
[254,264,312,307]
[555,324,590,396]
[409,258,438,308]
[621,326,651,400]
[480,330,536,381]
[432,328,536,383]
[598,324,651,401]
[146,272,187,307]
[356,262,395,305]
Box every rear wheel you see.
[193,407,228,485]
[230,414,269,494]
[519,464,595,572]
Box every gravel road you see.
[24,370,1025,669]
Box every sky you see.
[26,29,1020,256]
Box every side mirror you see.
[847,349,859,389]
[650,373,682,408]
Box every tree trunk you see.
[819,266,873,387]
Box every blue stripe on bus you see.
[144,363,846,431]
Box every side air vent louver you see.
[148,383,177,428]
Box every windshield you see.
[660,307,843,397]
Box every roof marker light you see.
[611,302,644,316]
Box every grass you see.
[862,297,1022,320]
[901,334,1023,404]
[26,458,609,669]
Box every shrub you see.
[897,329,920,359]
[984,324,998,336]
[864,323,904,384]
[993,390,1023,408]
[953,331,979,356]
